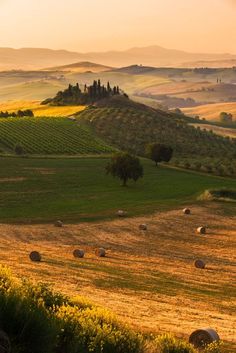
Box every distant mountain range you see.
[0,46,236,70]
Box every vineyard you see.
[0,116,115,155]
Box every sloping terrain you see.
[183,102,236,121]
[0,157,235,223]
[44,61,112,73]
[0,117,114,155]
[0,205,235,352]
[1,46,236,70]
[0,100,85,117]
[78,98,236,160]
[191,123,236,138]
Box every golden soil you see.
[0,205,235,349]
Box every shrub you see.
[203,341,223,353]
[55,305,144,353]
[14,144,24,155]
[0,266,144,353]
[151,334,197,353]
[0,289,58,353]
[198,188,236,202]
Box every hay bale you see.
[197,227,206,235]
[194,259,206,269]
[117,210,127,217]
[189,328,220,349]
[183,208,191,215]
[29,251,42,262]
[0,330,11,353]
[54,220,63,227]
[95,248,106,257]
[73,249,85,258]
[139,224,147,231]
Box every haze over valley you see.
[0,1,235,353]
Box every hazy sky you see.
[0,0,236,53]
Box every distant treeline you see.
[42,80,125,106]
[0,109,34,118]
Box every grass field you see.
[0,157,235,351]
[0,205,235,352]
[183,102,236,121]
[0,100,85,117]
[0,157,236,223]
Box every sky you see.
[0,0,236,53]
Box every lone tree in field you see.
[146,143,173,166]
[106,152,143,186]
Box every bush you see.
[198,188,236,202]
[0,291,58,353]
[14,144,24,155]
[203,341,222,353]
[0,266,144,353]
[150,334,197,353]
[55,306,144,353]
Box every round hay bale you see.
[29,251,41,262]
[189,328,220,349]
[139,224,147,231]
[54,220,63,228]
[197,226,206,235]
[194,259,206,269]
[183,208,191,215]
[117,210,126,217]
[73,249,85,258]
[95,248,106,257]
[0,330,11,353]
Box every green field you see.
[0,117,114,154]
[1,156,236,223]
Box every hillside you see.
[0,117,114,155]
[42,80,123,105]
[0,100,85,117]
[77,97,236,177]
[0,48,82,70]
[1,46,236,70]
[44,61,112,73]
[183,102,236,121]
[0,156,235,350]
[191,123,236,138]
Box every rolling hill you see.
[0,116,114,155]
[44,61,112,73]
[0,91,236,178]
[1,46,236,70]
[183,102,236,121]
[0,100,85,117]
[191,123,236,138]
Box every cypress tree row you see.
[42,80,122,106]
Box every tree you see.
[146,143,173,166]
[15,144,24,155]
[219,112,233,124]
[106,152,143,186]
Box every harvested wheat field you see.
[0,205,235,351]
[183,102,236,122]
